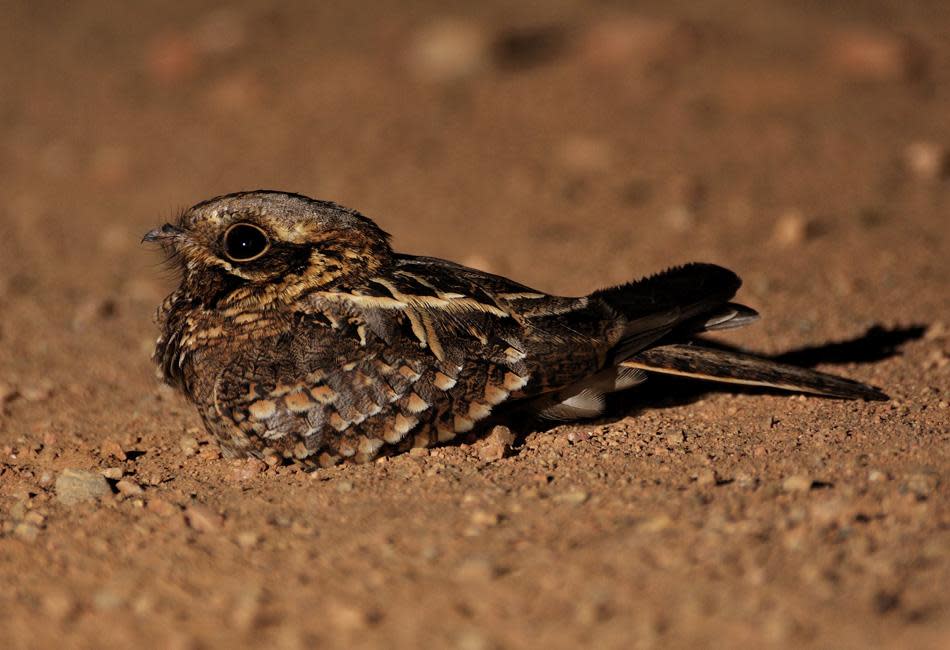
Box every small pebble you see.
[639,513,672,533]
[811,499,846,526]
[772,209,814,247]
[903,141,948,180]
[185,504,223,532]
[179,436,199,457]
[904,472,938,499]
[553,488,590,505]
[456,630,491,650]
[923,321,946,340]
[663,204,696,232]
[230,584,262,630]
[580,15,697,70]
[41,592,75,621]
[100,439,127,461]
[478,425,516,462]
[735,473,759,489]
[782,474,814,493]
[326,601,372,630]
[335,481,354,493]
[229,458,266,482]
[101,467,124,480]
[146,498,178,517]
[236,531,260,549]
[55,468,112,505]
[454,557,499,582]
[470,510,500,527]
[13,522,40,542]
[116,479,144,496]
[23,511,45,526]
[828,29,927,82]
[92,588,124,611]
[19,383,53,402]
[566,429,591,443]
[664,431,685,447]
[695,468,717,487]
[556,135,613,176]
[407,18,489,82]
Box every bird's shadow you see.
[512,324,925,437]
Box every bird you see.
[144,190,887,467]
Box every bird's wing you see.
[218,255,617,456]
[204,254,580,463]
[382,255,621,391]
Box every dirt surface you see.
[1,1,948,648]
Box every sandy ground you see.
[1,1,948,648]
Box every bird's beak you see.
[142,223,184,244]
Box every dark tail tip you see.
[592,263,742,317]
[848,383,889,401]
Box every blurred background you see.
[1,1,948,648]
[5,1,948,299]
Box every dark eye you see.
[223,223,269,262]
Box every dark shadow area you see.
[712,324,927,368]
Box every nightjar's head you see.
[145,191,393,308]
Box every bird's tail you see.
[620,343,888,401]
[592,263,757,360]
[593,263,886,401]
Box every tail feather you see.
[593,263,741,320]
[696,303,760,332]
[592,263,886,401]
[595,263,748,361]
[621,343,888,401]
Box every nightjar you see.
[145,191,886,466]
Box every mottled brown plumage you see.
[145,190,886,466]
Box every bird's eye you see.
[223,223,270,262]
